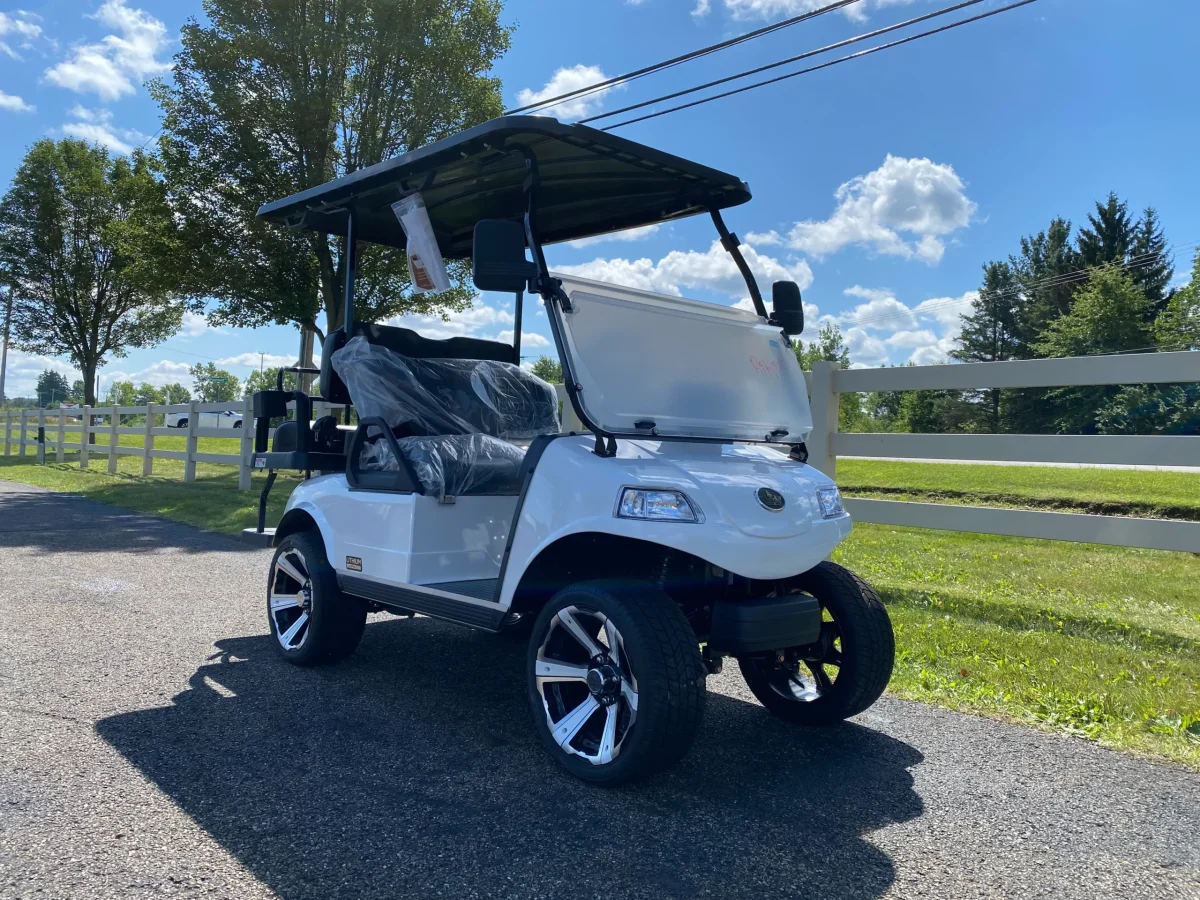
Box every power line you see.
[504,0,863,116]
[602,0,1041,132]
[581,0,989,126]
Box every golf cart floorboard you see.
[339,575,504,631]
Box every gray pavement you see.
[0,479,1196,900]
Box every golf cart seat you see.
[330,335,559,498]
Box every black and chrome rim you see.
[535,605,638,766]
[269,548,313,651]
[761,601,843,702]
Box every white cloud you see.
[841,285,917,330]
[830,286,978,366]
[723,0,919,23]
[556,238,813,299]
[0,90,33,113]
[98,359,192,391]
[1,350,77,398]
[44,0,170,101]
[841,326,890,367]
[179,311,226,337]
[494,330,551,349]
[567,224,661,249]
[692,0,712,16]
[386,300,515,341]
[0,9,44,60]
[215,353,297,370]
[783,155,975,264]
[59,106,147,154]
[515,64,614,121]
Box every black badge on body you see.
[756,487,785,511]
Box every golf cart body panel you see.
[257,116,751,256]
[551,275,812,442]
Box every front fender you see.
[276,485,337,552]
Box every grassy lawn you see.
[840,458,1200,520]
[0,446,1197,769]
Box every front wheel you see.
[233,420,242,429]
[175,418,188,429]
[528,580,706,786]
[737,562,893,726]
[268,532,366,666]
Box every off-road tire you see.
[528,580,706,786]
[738,562,893,726]
[268,532,366,666]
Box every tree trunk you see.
[82,359,98,444]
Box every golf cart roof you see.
[256,116,751,257]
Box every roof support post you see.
[512,289,523,363]
[343,210,357,333]
[710,209,766,319]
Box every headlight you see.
[616,488,701,523]
[816,486,844,519]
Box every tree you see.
[952,261,1024,431]
[162,383,191,405]
[152,0,512,342]
[104,380,137,408]
[796,322,851,370]
[1155,249,1200,351]
[1035,266,1153,433]
[530,356,562,384]
[1076,194,1172,318]
[0,140,186,407]
[190,363,240,403]
[134,383,166,406]
[69,380,87,404]
[1128,207,1173,313]
[36,370,71,408]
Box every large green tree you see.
[1156,249,1200,351]
[952,261,1025,431]
[1076,194,1172,315]
[152,0,512,342]
[0,140,186,407]
[190,362,241,402]
[36,370,71,408]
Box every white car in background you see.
[165,409,244,429]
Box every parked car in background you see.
[166,409,244,429]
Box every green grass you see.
[840,458,1200,520]
[0,447,1197,769]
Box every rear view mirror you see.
[472,220,536,292]
[771,281,804,335]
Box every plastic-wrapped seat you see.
[332,336,560,498]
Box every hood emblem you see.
[756,487,785,512]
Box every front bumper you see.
[708,593,822,654]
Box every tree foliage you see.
[36,370,71,408]
[189,362,240,402]
[530,356,562,384]
[0,140,186,406]
[152,0,512,340]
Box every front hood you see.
[615,441,835,538]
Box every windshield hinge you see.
[593,434,617,458]
[789,442,809,464]
[550,280,573,313]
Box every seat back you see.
[320,322,518,406]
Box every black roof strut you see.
[710,209,767,319]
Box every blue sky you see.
[1,0,1197,397]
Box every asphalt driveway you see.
[0,480,1196,899]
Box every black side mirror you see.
[771,281,804,335]
[472,220,536,292]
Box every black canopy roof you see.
[256,116,751,258]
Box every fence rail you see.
[808,351,1200,554]
[1,396,344,490]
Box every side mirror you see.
[472,220,536,292]
[770,281,805,335]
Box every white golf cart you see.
[247,117,894,785]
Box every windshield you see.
[551,275,812,443]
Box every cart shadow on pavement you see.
[96,615,924,900]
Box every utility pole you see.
[0,286,11,406]
[259,351,266,375]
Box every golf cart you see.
[249,117,894,785]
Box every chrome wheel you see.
[535,605,638,766]
[269,548,312,651]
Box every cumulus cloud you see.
[831,285,978,365]
[781,155,975,264]
[692,0,712,16]
[59,105,147,154]
[384,299,546,350]
[556,238,813,299]
[44,0,170,101]
[724,0,919,23]
[1,350,77,397]
[515,64,617,121]
[0,90,33,113]
[215,353,297,370]
[0,9,43,60]
[567,224,661,249]
[495,330,551,349]
[179,311,226,338]
[98,359,192,392]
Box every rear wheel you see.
[233,420,242,429]
[528,580,705,786]
[175,418,188,429]
[268,532,366,666]
[737,562,893,725]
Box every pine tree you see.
[952,261,1024,431]
[1077,193,1134,269]
[1128,207,1173,315]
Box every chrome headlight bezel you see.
[816,486,845,519]
[615,487,703,523]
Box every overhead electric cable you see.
[580,0,989,126]
[602,0,1041,131]
[503,0,863,116]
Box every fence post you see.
[238,394,254,491]
[143,403,155,476]
[3,407,10,455]
[56,409,65,463]
[808,361,841,479]
[18,408,28,458]
[107,407,119,474]
[80,407,90,468]
[184,400,199,482]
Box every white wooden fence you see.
[4,351,1197,552]
[1,396,344,491]
[806,351,1200,553]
